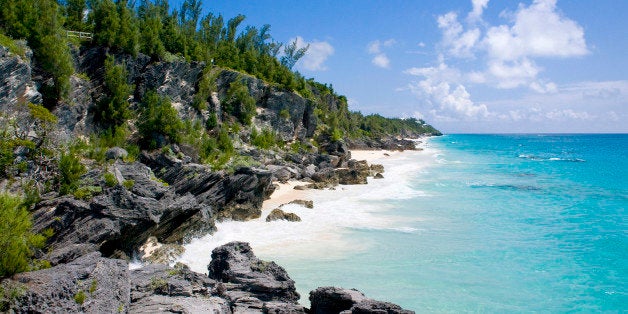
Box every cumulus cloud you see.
[405,58,489,120]
[367,39,396,68]
[293,36,334,71]
[433,0,588,89]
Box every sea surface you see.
[179,134,627,312]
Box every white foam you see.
[177,140,441,274]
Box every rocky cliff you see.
[0,42,426,312]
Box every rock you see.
[138,237,185,265]
[309,287,414,314]
[208,242,301,304]
[129,264,230,313]
[266,208,301,222]
[335,168,368,185]
[1,252,129,313]
[369,164,385,174]
[267,165,292,183]
[311,167,337,184]
[302,164,317,178]
[105,147,128,161]
[284,199,313,209]
[374,173,384,179]
[0,44,42,109]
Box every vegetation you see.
[94,55,133,129]
[0,194,46,278]
[58,152,86,195]
[223,78,256,125]
[73,289,86,304]
[137,91,183,149]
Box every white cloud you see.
[293,36,334,71]
[432,0,588,90]
[372,54,391,68]
[438,12,481,58]
[405,58,489,120]
[469,0,489,21]
[367,39,396,68]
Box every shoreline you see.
[180,139,432,267]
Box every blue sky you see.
[174,0,627,133]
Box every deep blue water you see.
[286,134,627,312]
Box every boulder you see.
[266,208,301,222]
[335,168,368,185]
[105,147,128,161]
[208,242,300,304]
[309,287,414,314]
[374,173,384,179]
[284,199,314,209]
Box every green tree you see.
[138,0,165,60]
[281,39,308,70]
[137,91,183,148]
[115,0,139,56]
[64,0,87,31]
[0,193,46,278]
[95,55,132,128]
[90,0,119,48]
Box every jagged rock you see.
[284,199,314,209]
[309,287,414,314]
[346,138,417,151]
[311,167,338,184]
[105,147,128,161]
[302,164,317,178]
[267,165,292,183]
[138,237,185,265]
[129,264,230,313]
[0,44,41,108]
[1,252,129,314]
[266,208,301,222]
[374,173,384,179]
[52,75,95,141]
[369,164,385,174]
[208,242,301,304]
[335,168,368,185]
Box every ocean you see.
[179,134,627,312]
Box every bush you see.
[137,91,183,148]
[73,290,85,304]
[104,172,117,187]
[251,128,277,149]
[122,179,134,189]
[95,55,132,128]
[58,152,86,195]
[223,78,256,125]
[0,193,46,278]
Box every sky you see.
[172,0,628,133]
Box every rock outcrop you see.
[2,242,411,313]
[310,287,414,314]
[266,208,301,222]
[208,242,302,304]
[0,45,41,109]
[1,252,129,313]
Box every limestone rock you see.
[208,242,300,304]
[1,252,129,314]
[266,208,301,222]
[309,287,414,314]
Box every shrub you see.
[58,153,86,195]
[137,91,183,148]
[104,172,117,187]
[122,179,134,189]
[251,128,277,149]
[223,79,256,125]
[73,290,85,304]
[279,108,290,120]
[94,55,132,128]
[0,193,46,278]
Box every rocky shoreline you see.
[2,241,414,313]
[0,42,429,312]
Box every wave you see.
[518,154,585,162]
[469,183,542,191]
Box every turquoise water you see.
[282,134,627,312]
[181,134,627,312]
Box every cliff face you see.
[0,44,419,313]
[0,45,41,110]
